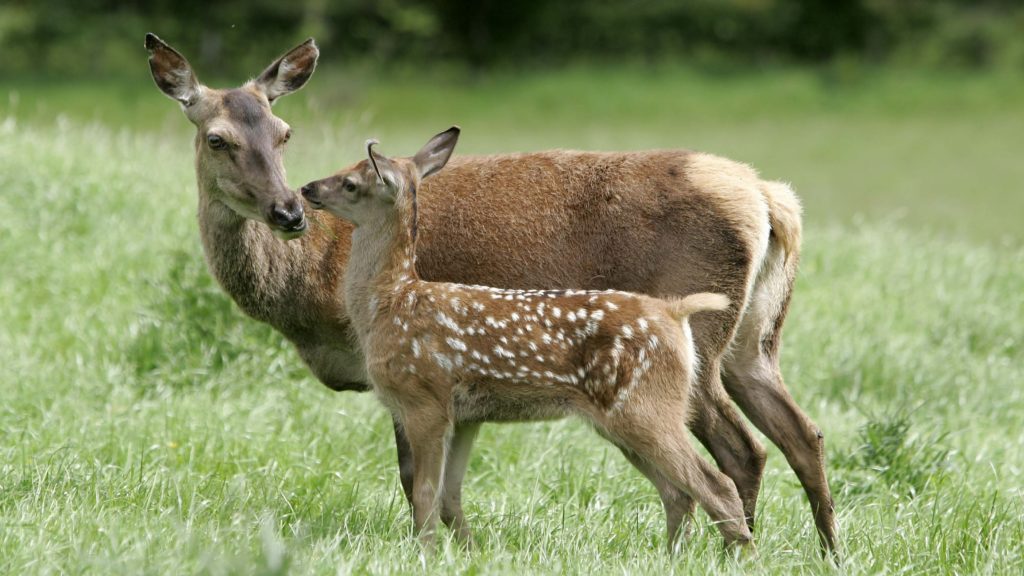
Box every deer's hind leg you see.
[723,351,835,552]
[722,263,836,553]
[690,360,766,532]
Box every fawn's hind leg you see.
[440,422,481,545]
[610,400,752,548]
[617,446,696,552]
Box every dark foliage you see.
[1,0,1022,76]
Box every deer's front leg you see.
[392,417,415,507]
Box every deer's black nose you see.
[300,183,315,197]
[270,199,305,231]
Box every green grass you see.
[1,66,1023,574]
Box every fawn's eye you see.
[343,180,358,193]
[207,134,228,150]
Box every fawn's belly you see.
[453,381,572,423]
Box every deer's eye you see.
[343,180,358,193]
[207,134,228,150]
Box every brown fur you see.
[303,136,752,549]
[147,34,835,553]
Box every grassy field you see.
[1,66,1022,574]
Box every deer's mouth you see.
[272,217,308,240]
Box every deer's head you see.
[300,127,460,227]
[145,33,318,239]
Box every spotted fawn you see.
[301,127,753,551]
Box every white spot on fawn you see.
[432,352,452,372]
[436,311,462,334]
[446,337,467,351]
[494,345,515,359]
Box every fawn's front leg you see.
[401,404,453,549]
[440,422,481,545]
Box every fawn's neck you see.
[343,204,419,343]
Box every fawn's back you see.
[365,279,699,422]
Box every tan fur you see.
[148,33,834,553]
[303,138,752,550]
[760,180,803,261]
[666,293,731,321]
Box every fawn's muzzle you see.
[300,183,321,207]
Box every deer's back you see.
[413,150,772,354]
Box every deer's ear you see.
[412,126,460,179]
[254,38,319,103]
[145,33,202,108]
[367,139,399,200]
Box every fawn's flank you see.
[300,127,753,550]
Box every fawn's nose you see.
[300,183,324,207]
[270,199,305,231]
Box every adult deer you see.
[145,34,835,552]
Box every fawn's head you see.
[145,33,318,239]
[300,127,460,227]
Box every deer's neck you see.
[196,184,335,341]
[343,209,418,344]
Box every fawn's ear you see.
[412,126,460,179]
[145,33,202,108]
[367,139,399,199]
[254,38,319,103]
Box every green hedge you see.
[2,0,1023,76]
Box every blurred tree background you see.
[1,0,1023,77]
